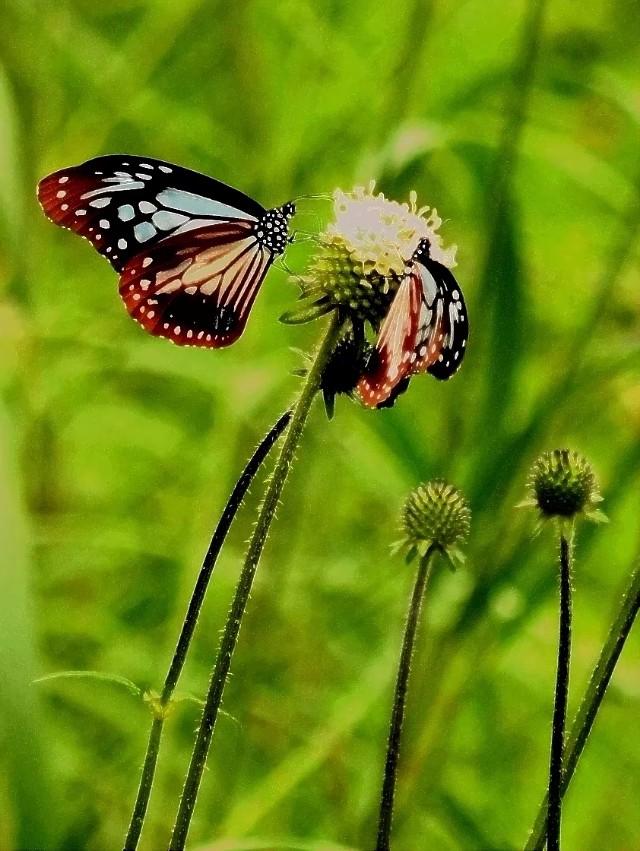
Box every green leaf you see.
[279,301,333,325]
[34,670,143,700]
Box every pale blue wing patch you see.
[156,188,258,222]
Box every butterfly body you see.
[38,155,295,347]
[358,237,468,408]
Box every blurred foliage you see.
[1,0,639,849]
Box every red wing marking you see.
[37,166,131,267]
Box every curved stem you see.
[169,312,343,850]
[547,532,573,851]
[376,546,438,851]
[525,560,640,851]
[122,409,292,851]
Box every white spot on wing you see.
[81,180,144,199]
[134,222,157,242]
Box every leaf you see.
[34,670,143,700]
[279,300,333,325]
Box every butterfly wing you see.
[357,274,422,407]
[37,154,265,272]
[415,259,468,380]
[118,221,272,348]
[357,257,468,407]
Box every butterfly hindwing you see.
[357,273,422,407]
[118,222,272,348]
[37,154,266,272]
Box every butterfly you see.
[37,155,296,348]
[357,238,468,408]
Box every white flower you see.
[326,182,457,276]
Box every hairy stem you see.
[376,546,437,851]
[525,560,640,851]
[169,312,343,850]
[122,409,292,850]
[547,532,573,851]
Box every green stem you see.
[376,546,438,851]
[547,532,573,851]
[122,409,292,851]
[168,312,343,850]
[525,560,640,851]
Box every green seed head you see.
[524,449,606,524]
[401,480,471,565]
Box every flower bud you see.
[400,479,470,566]
[522,449,606,526]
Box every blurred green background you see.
[1,0,639,848]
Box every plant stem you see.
[376,545,438,851]
[169,312,343,850]
[122,409,292,851]
[525,560,640,851]
[547,531,573,851]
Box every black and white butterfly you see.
[358,238,468,407]
[37,155,296,348]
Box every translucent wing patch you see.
[37,155,265,272]
[118,222,272,348]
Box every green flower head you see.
[522,449,607,529]
[398,479,471,568]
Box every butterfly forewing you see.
[37,155,266,272]
[119,222,272,348]
[418,260,468,380]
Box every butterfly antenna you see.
[291,230,322,246]
[293,192,333,202]
[275,256,306,286]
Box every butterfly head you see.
[257,202,296,256]
[412,238,432,264]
